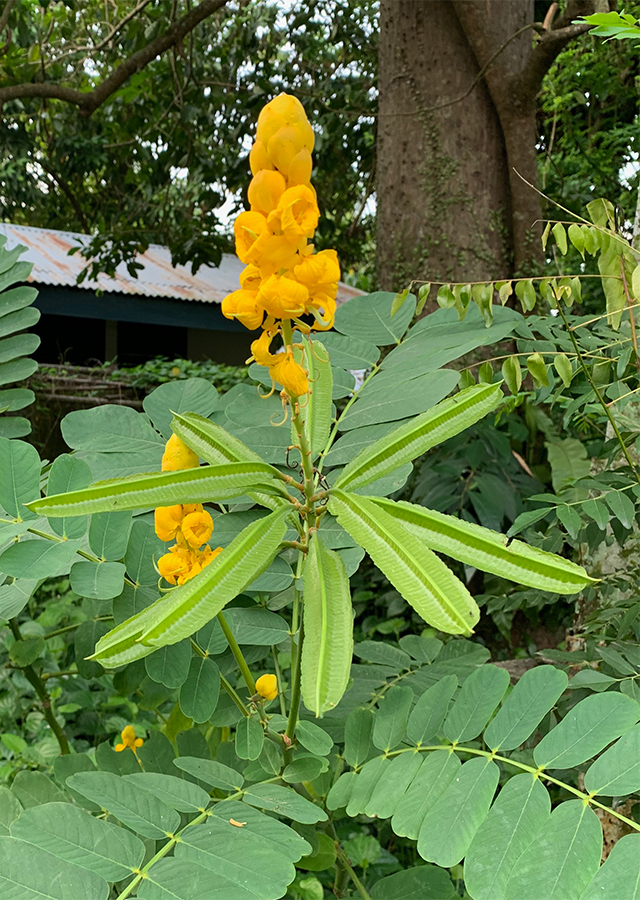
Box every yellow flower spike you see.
[249,139,274,175]
[154,505,184,542]
[162,434,199,472]
[271,350,309,397]
[181,509,214,549]
[234,210,269,263]
[258,274,308,320]
[255,673,278,701]
[248,169,287,216]
[116,725,144,754]
[247,233,301,278]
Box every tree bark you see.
[376,0,611,292]
[377,0,514,291]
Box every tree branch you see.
[0,0,15,37]
[0,0,230,115]
[515,0,612,99]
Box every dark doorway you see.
[34,314,106,365]
[116,321,188,365]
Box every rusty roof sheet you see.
[0,222,363,306]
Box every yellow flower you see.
[157,546,194,585]
[115,725,143,754]
[294,248,340,287]
[255,673,278,701]
[239,264,263,293]
[221,288,264,331]
[162,434,198,472]
[267,185,319,243]
[272,350,309,396]
[248,169,287,215]
[234,210,269,264]
[258,274,308,319]
[247,232,301,277]
[154,504,184,542]
[251,329,280,367]
[181,509,214,549]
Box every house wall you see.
[32,286,251,366]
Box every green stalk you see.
[335,845,372,900]
[8,619,70,755]
[217,611,256,696]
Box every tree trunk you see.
[376,0,608,293]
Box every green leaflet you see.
[504,800,602,900]
[171,411,288,509]
[26,460,287,517]
[371,498,594,593]
[464,774,550,900]
[90,507,290,667]
[301,533,353,716]
[334,382,503,491]
[292,337,333,459]
[328,490,480,635]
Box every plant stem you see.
[45,617,110,640]
[334,845,372,900]
[271,644,287,718]
[26,527,137,586]
[217,611,256,696]
[8,619,70,754]
[387,744,640,833]
[619,257,640,372]
[557,304,640,485]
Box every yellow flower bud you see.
[249,139,274,175]
[271,350,309,396]
[234,211,269,264]
[266,124,306,176]
[267,185,319,243]
[248,169,287,216]
[258,274,308,319]
[255,673,278,701]
[256,93,312,148]
[162,434,199,472]
[154,504,184,542]
[286,148,313,187]
[181,509,214,549]
[221,289,264,331]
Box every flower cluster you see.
[154,435,222,585]
[222,92,340,396]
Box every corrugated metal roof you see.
[0,222,363,306]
